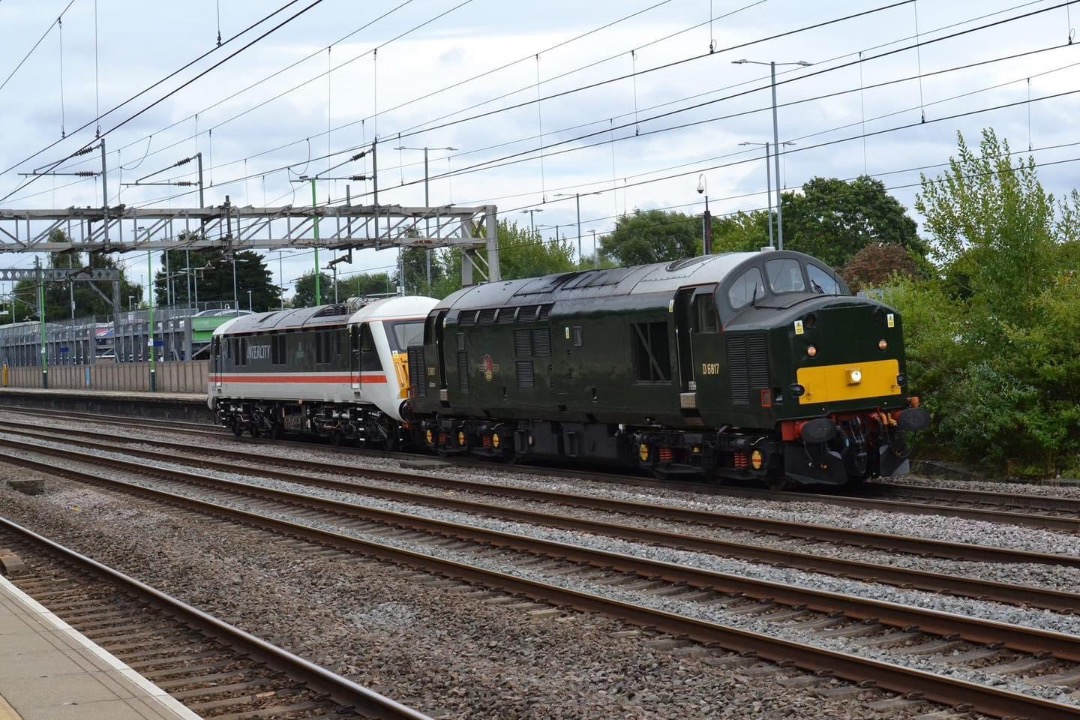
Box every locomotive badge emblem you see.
[479,354,498,381]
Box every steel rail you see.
[4,441,1080,664]
[0,448,1076,720]
[1,427,1075,613]
[2,425,1074,568]
[0,516,432,720]
[6,410,1078,530]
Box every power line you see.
[1,0,314,179]
[0,0,77,96]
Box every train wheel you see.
[231,417,243,438]
[269,423,282,440]
[330,429,343,447]
[250,424,261,439]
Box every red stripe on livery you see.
[211,374,387,384]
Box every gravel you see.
[0,474,938,720]
[3,438,1078,712]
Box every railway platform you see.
[0,573,200,720]
[0,387,208,423]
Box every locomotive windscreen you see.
[388,321,425,352]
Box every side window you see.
[360,324,383,372]
[807,264,842,295]
[727,267,765,309]
[766,258,806,293]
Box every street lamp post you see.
[733,58,811,250]
[590,229,598,269]
[521,208,544,237]
[739,140,796,249]
[696,174,712,255]
[248,289,253,312]
[393,146,457,288]
[554,191,602,264]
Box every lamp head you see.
[696,174,706,195]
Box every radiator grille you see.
[531,328,552,357]
[456,352,470,393]
[458,310,476,326]
[514,329,532,357]
[516,360,534,389]
[407,346,426,397]
[727,333,769,405]
[478,308,497,325]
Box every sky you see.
[0,0,1078,302]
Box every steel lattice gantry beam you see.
[0,201,501,284]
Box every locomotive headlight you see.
[806,345,818,358]
[897,374,907,387]
[848,369,863,385]
[790,383,805,398]
[878,339,888,351]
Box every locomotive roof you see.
[213,295,436,336]
[438,250,826,311]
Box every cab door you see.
[211,336,223,389]
[350,325,362,391]
[689,285,723,420]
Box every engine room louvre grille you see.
[516,360,534,388]
[747,333,770,388]
[497,308,516,323]
[531,328,552,357]
[458,310,477,326]
[408,346,426,397]
[517,305,539,322]
[514,329,533,357]
[727,333,769,405]
[727,335,749,405]
[537,304,553,321]
[478,308,497,325]
[457,352,470,392]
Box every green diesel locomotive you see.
[407,249,929,487]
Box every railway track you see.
[0,517,431,720]
[1,434,1080,718]
[1,424,1079,617]
[7,407,1079,533]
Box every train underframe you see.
[214,399,403,449]
[417,406,930,487]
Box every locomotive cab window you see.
[727,267,766,309]
[807,264,842,295]
[766,258,806,294]
[692,292,719,333]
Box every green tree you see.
[292,271,334,308]
[433,221,575,298]
[338,272,394,301]
[885,129,1080,475]
[154,244,280,312]
[781,175,926,269]
[712,210,770,253]
[916,129,1057,329]
[599,209,699,266]
[396,246,446,296]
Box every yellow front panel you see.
[797,359,900,405]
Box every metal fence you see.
[6,360,209,394]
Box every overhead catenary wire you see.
[0,0,327,204]
[0,0,77,97]
[101,29,1080,217]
